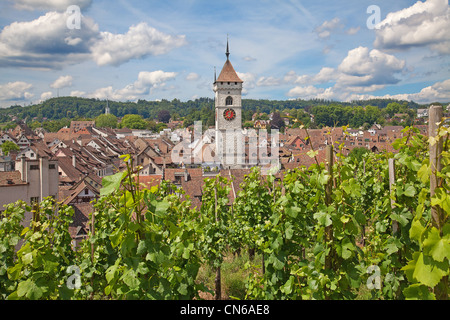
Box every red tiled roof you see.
[68,202,92,239]
[216,60,243,83]
[137,175,162,190]
[0,171,26,186]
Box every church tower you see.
[214,38,244,168]
[105,97,110,115]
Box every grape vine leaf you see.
[336,238,354,260]
[403,284,436,300]
[413,253,448,287]
[417,164,430,184]
[121,269,140,289]
[17,279,43,300]
[409,219,425,243]
[422,227,450,262]
[100,171,127,197]
[403,185,416,197]
[314,210,332,227]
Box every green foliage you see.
[157,110,171,123]
[199,175,232,269]
[0,96,426,131]
[95,114,118,128]
[348,147,370,162]
[42,118,71,132]
[120,114,147,130]
[0,121,448,300]
[75,156,204,299]
[401,123,450,300]
[0,140,20,156]
[2,199,75,300]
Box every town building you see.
[0,156,59,224]
[214,39,244,168]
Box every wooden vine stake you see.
[388,159,399,235]
[428,105,447,300]
[324,145,334,272]
[32,201,40,233]
[90,210,96,299]
[429,105,443,230]
[214,182,221,300]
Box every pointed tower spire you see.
[105,96,110,115]
[226,34,230,60]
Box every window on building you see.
[226,96,233,106]
[49,164,56,169]
[84,189,89,195]
[30,165,39,170]
[30,197,39,204]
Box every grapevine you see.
[0,118,448,300]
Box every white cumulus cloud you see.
[336,47,406,88]
[0,81,34,102]
[374,0,450,54]
[237,72,257,95]
[285,47,407,101]
[0,11,98,69]
[0,12,186,69]
[287,85,325,99]
[50,75,73,89]
[86,70,177,101]
[40,91,53,101]
[91,23,187,66]
[386,79,450,103]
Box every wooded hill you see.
[0,96,430,129]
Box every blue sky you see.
[0,0,449,108]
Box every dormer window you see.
[225,96,233,106]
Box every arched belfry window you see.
[225,96,233,106]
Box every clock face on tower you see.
[223,108,236,121]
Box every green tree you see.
[120,114,147,129]
[157,110,171,123]
[385,102,402,118]
[364,105,381,125]
[28,120,42,131]
[271,112,285,130]
[41,119,70,132]
[1,141,20,156]
[95,114,118,128]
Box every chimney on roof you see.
[72,155,76,168]
[20,156,28,183]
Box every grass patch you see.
[196,250,263,300]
